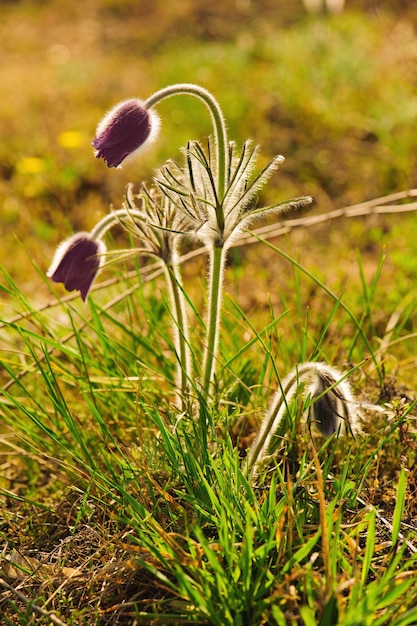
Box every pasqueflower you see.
[247,362,360,476]
[92,99,160,168]
[47,233,105,300]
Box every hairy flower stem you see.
[164,254,192,407]
[144,83,228,205]
[89,209,142,241]
[201,244,227,403]
[246,366,308,476]
[90,209,192,403]
[144,84,231,404]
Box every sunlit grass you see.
[1,205,417,622]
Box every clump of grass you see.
[2,192,417,624]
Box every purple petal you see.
[92,100,153,168]
[48,234,104,300]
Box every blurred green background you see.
[1,0,417,297]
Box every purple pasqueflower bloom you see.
[92,99,160,168]
[47,233,106,301]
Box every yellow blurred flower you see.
[58,130,85,149]
[16,157,46,174]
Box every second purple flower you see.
[92,99,160,168]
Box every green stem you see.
[144,83,228,203]
[90,209,144,241]
[144,84,232,408]
[164,251,192,407]
[91,209,191,405]
[201,244,227,402]
[246,369,302,477]
[246,362,332,477]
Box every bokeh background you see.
[1,0,417,300]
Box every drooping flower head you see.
[306,364,359,437]
[247,362,361,477]
[47,233,106,301]
[92,99,160,168]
